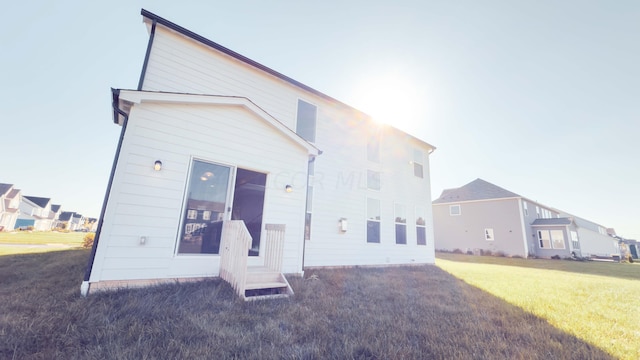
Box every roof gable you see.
[24,196,51,208]
[115,90,321,156]
[433,178,521,204]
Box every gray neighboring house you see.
[433,178,620,259]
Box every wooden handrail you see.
[219,220,251,298]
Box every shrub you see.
[82,233,95,249]
[452,248,463,254]
[494,251,506,257]
[551,255,561,260]
[466,250,473,255]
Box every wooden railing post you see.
[264,224,286,272]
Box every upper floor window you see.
[367,133,380,163]
[296,99,317,143]
[523,201,528,216]
[413,149,424,178]
[449,204,461,216]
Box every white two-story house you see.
[83,9,436,295]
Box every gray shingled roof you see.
[24,196,51,208]
[0,183,13,197]
[531,218,573,226]
[432,178,521,204]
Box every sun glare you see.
[351,71,423,131]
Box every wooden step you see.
[245,271,282,284]
[244,281,288,290]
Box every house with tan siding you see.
[83,9,436,297]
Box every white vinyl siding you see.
[367,170,381,190]
[123,22,437,273]
[90,101,311,282]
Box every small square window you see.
[485,228,494,241]
[449,205,461,216]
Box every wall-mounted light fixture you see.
[285,185,293,193]
[154,160,162,171]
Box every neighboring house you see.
[50,204,63,229]
[17,196,54,231]
[0,183,21,231]
[432,178,620,259]
[85,218,98,232]
[59,211,85,231]
[83,9,436,295]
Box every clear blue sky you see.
[2,1,638,238]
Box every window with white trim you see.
[550,230,565,249]
[449,204,461,216]
[538,230,551,248]
[536,206,540,218]
[523,201,528,216]
[296,99,317,142]
[416,206,427,245]
[538,229,566,249]
[367,198,381,243]
[485,228,494,241]
[395,203,407,244]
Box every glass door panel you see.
[178,160,231,254]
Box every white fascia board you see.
[117,90,320,156]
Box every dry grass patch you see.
[1,250,613,359]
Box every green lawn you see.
[0,249,623,359]
[436,252,640,360]
[0,231,85,245]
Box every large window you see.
[395,204,407,244]
[178,160,230,254]
[416,206,427,245]
[296,99,317,142]
[449,204,461,216]
[367,198,381,243]
[550,230,565,249]
[538,229,566,249]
